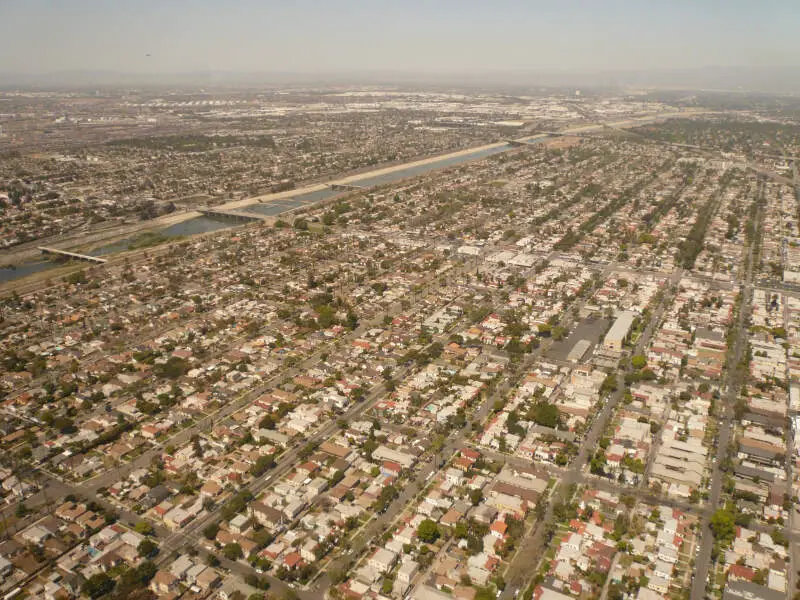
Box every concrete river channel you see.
[0,140,527,284]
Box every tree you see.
[329,567,349,585]
[66,269,89,285]
[375,484,398,512]
[154,356,189,380]
[317,305,336,329]
[529,402,561,429]
[118,560,158,594]
[134,520,154,536]
[206,554,220,567]
[709,507,736,545]
[631,355,647,369]
[82,573,115,599]
[53,416,77,434]
[138,562,158,585]
[600,373,618,394]
[590,450,607,476]
[454,521,469,539]
[223,543,244,561]
[475,587,495,600]
[250,454,275,477]
[203,522,220,540]
[469,488,484,506]
[417,519,440,544]
[381,579,394,595]
[137,538,159,558]
[770,527,789,547]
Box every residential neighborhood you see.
[2,84,800,600]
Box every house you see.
[169,555,194,579]
[320,441,353,461]
[415,586,460,600]
[263,541,285,560]
[283,552,302,570]
[653,560,673,580]
[489,521,507,539]
[0,555,13,577]
[441,509,462,528]
[728,565,757,583]
[250,501,284,530]
[164,507,193,530]
[563,533,583,553]
[486,492,526,516]
[368,548,397,574]
[445,468,465,486]
[300,540,319,563]
[200,481,223,498]
[21,525,52,545]
[472,505,498,524]
[283,499,305,519]
[381,461,403,478]
[55,502,87,522]
[296,462,319,478]
[658,545,679,564]
[77,512,106,531]
[722,580,785,600]
[533,586,572,600]
[185,563,207,584]
[151,569,180,595]
[372,446,416,469]
[648,575,670,595]
[397,560,419,584]
[146,485,171,507]
[229,514,251,534]
[196,568,221,590]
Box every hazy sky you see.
[1,0,797,75]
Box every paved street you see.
[689,205,761,600]
[499,267,683,600]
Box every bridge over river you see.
[38,247,107,264]
[198,209,275,224]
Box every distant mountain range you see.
[1,65,799,94]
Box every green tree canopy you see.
[417,519,441,544]
[223,542,244,560]
[82,573,115,599]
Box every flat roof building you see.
[567,339,592,363]
[603,311,636,352]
